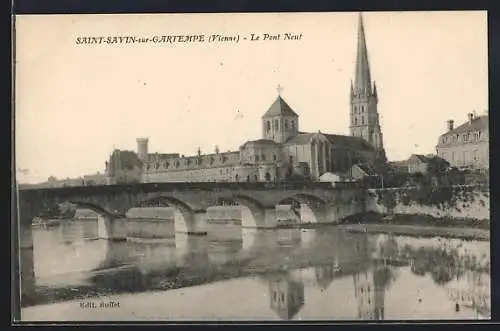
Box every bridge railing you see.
[17,180,344,196]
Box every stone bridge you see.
[17,182,365,238]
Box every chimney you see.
[447,120,454,132]
[468,113,474,123]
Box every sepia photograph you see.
[14,11,489,321]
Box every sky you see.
[15,11,488,184]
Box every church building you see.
[106,14,387,184]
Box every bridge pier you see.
[241,207,278,229]
[175,233,209,267]
[299,204,330,224]
[174,210,208,235]
[97,215,127,241]
[18,223,36,309]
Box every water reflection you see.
[268,271,305,320]
[24,218,491,320]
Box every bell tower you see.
[262,85,299,144]
[350,13,386,162]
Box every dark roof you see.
[440,115,488,137]
[241,139,280,147]
[410,154,431,163]
[323,134,375,151]
[389,160,409,167]
[262,96,299,118]
[354,163,378,176]
[284,133,315,145]
[147,153,180,161]
[409,154,449,167]
[284,132,375,151]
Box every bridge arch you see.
[278,193,329,225]
[56,199,127,240]
[219,194,271,228]
[134,195,205,235]
[64,200,115,218]
[134,195,194,213]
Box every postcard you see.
[14,11,489,322]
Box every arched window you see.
[266,120,271,132]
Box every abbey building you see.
[105,14,387,184]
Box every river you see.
[20,217,490,321]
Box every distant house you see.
[319,172,342,186]
[407,154,449,174]
[83,173,107,186]
[348,164,382,187]
[435,113,489,171]
[388,160,409,173]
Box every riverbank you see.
[340,212,489,241]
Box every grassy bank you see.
[342,212,489,230]
[340,212,489,241]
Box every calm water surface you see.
[21,218,490,321]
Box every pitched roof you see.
[241,139,279,147]
[323,134,375,151]
[354,163,378,176]
[147,153,180,161]
[410,154,430,163]
[409,154,449,167]
[440,115,488,137]
[262,96,299,118]
[284,132,375,151]
[284,133,316,145]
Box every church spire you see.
[354,13,372,96]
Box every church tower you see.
[350,13,386,162]
[262,86,300,144]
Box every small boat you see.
[31,217,61,228]
[382,215,394,221]
[31,217,45,227]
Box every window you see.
[266,120,271,132]
[261,154,266,161]
[473,149,478,160]
[361,116,365,125]
[273,154,277,161]
[463,151,468,163]
[354,106,358,113]
[354,117,358,125]
[291,120,295,130]
[289,155,293,163]
[285,120,289,130]
[362,105,365,112]
[274,119,279,131]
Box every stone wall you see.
[366,185,490,221]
